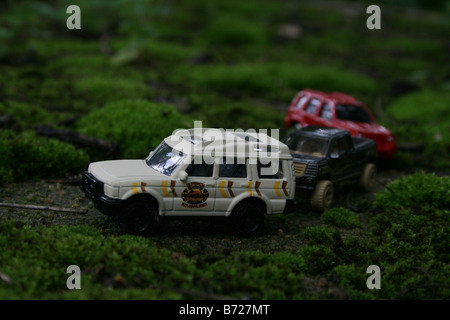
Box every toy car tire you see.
[359,163,376,192]
[311,180,333,212]
[119,201,157,236]
[232,201,265,237]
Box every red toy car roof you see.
[301,89,361,105]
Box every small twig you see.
[45,179,81,186]
[0,271,11,284]
[0,202,87,214]
[376,179,395,194]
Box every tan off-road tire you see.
[359,163,376,192]
[311,180,334,212]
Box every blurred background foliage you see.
[0,0,449,300]
[0,0,449,178]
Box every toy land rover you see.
[81,128,296,236]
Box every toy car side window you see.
[185,161,214,177]
[219,159,247,178]
[305,98,321,114]
[257,160,283,179]
[319,103,333,121]
[296,95,308,109]
[339,136,351,154]
[331,140,339,158]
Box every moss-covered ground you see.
[0,0,449,299]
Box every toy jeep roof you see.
[166,128,292,160]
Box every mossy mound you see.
[0,130,89,183]
[321,207,363,229]
[76,100,188,159]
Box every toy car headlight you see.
[104,185,120,198]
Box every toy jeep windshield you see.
[284,125,378,212]
[81,128,296,236]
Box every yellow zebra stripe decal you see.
[246,181,254,196]
[160,181,170,197]
[273,181,283,197]
[218,180,228,198]
[131,182,139,194]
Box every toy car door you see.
[329,136,355,183]
[214,158,248,213]
[172,160,217,215]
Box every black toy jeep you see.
[283,126,378,212]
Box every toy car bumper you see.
[295,175,317,190]
[80,171,124,216]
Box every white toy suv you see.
[81,128,295,236]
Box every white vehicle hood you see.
[89,160,165,186]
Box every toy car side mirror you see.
[179,170,188,182]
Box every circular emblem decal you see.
[181,182,209,208]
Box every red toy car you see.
[284,89,396,159]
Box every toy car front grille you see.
[294,163,307,176]
[81,171,104,197]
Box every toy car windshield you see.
[145,142,186,176]
[291,136,328,158]
[336,104,373,123]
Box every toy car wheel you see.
[311,180,333,212]
[232,201,265,237]
[360,163,376,192]
[120,201,156,236]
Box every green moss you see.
[72,77,151,111]
[190,98,285,130]
[76,100,187,158]
[321,207,362,229]
[0,130,89,182]
[297,245,339,275]
[0,221,310,299]
[373,172,450,212]
[301,226,336,246]
[0,100,52,126]
[200,14,268,48]
[181,63,376,100]
[387,91,450,169]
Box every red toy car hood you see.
[336,120,391,137]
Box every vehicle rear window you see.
[336,104,373,123]
[257,160,283,179]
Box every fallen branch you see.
[0,202,88,214]
[397,143,426,152]
[35,125,118,154]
